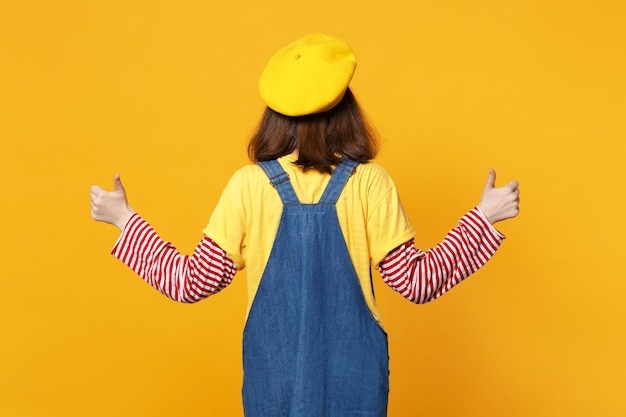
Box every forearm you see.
[111,213,237,303]
[378,207,504,304]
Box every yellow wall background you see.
[1,1,624,416]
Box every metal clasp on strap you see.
[268,171,290,187]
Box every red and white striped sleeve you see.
[378,207,504,304]
[111,213,237,303]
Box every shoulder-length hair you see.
[247,88,380,174]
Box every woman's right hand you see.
[90,174,135,230]
[477,168,520,224]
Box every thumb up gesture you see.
[478,168,520,224]
[90,174,135,230]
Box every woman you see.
[91,34,519,417]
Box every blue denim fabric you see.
[242,160,389,417]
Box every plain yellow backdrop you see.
[1,0,625,416]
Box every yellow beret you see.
[259,34,357,117]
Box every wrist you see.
[477,203,494,224]
[115,209,136,231]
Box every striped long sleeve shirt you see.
[111,208,503,305]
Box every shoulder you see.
[356,161,393,178]
[353,161,398,192]
[229,163,262,180]
[225,164,268,188]
[219,163,278,205]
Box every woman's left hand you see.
[90,174,135,230]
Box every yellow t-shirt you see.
[203,154,415,325]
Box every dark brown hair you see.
[248,88,379,174]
